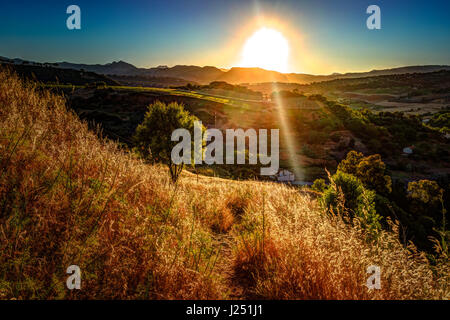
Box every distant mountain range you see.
[1,55,449,85]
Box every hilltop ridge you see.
[2,55,449,85]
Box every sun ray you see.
[271,82,303,181]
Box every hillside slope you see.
[0,69,448,299]
[58,60,140,76]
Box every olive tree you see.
[133,101,202,182]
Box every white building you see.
[402,146,414,154]
[276,169,295,182]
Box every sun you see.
[239,27,289,73]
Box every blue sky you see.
[0,0,449,74]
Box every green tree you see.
[356,154,392,194]
[338,151,392,194]
[407,180,444,205]
[337,150,364,176]
[133,101,202,182]
[407,180,448,256]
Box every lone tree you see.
[133,101,201,182]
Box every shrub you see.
[407,180,444,205]
[407,180,449,257]
[312,178,327,193]
[323,171,381,233]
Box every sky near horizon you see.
[0,0,449,74]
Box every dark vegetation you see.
[320,99,449,161]
[319,151,449,255]
[176,81,263,100]
[247,70,450,115]
[427,106,450,133]
[295,70,450,96]
[271,89,305,99]
[296,96,450,253]
[0,63,119,86]
[64,87,227,143]
[110,74,197,87]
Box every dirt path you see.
[213,234,246,299]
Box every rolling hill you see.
[2,55,449,85]
[57,60,140,76]
[0,68,448,299]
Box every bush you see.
[312,178,327,193]
[322,171,381,233]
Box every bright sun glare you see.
[240,27,289,73]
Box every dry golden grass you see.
[211,205,234,233]
[0,69,448,299]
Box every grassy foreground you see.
[0,69,448,299]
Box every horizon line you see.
[2,54,450,77]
